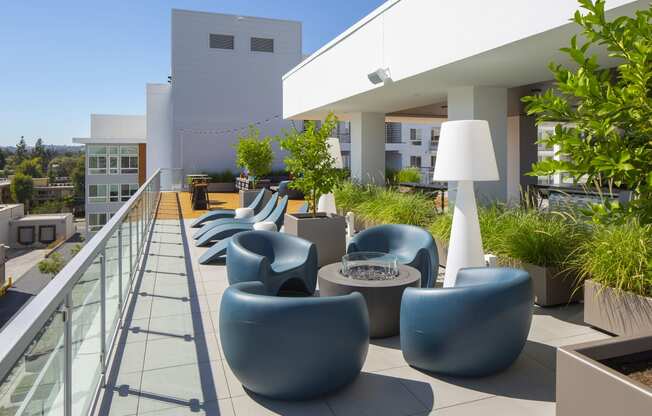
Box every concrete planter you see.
[239,189,271,208]
[284,213,346,267]
[434,238,448,268]
[522,263,580,307]
[557,333,652,415]
[207,182,235,193]
[584,280,652,336]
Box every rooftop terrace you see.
[96,192,609,415]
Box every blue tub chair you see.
[197,197,289,263]
[220,281,369,400]
[190,188,266,228]
[347,224,439,288]
[400,267,533,376]
[194,193,279,243]
[226,230,318,295]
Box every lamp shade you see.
[432,120,499,181]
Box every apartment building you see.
[74,115,146,232]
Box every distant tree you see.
[48,155,80,179]
[71,155,85,199]
[33,138,49,171]
[15,137,28,163]
[16,158,44,178]
[11,173,34,210]
[0,148,5,171]
[38,252,65,279]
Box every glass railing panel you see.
[104,229,120,348]
[70,253,102,416]
[0,307,65,416]
[120,220,131,302]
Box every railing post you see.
[63,294,72,416]
[117,227,123,319]
[129,215,133,281]
[100,250,106,387]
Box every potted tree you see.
[233,126,274,207]
[279,113,346,266]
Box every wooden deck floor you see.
[176,191,306,219]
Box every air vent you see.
[209,34,234,50]
[250,37,274,53]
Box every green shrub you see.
[233,125,273,187]
[207,170,235,183]
[428,212,452,244]
[355,188,436,226]
[334,181,378,213]
[572,221,652,296]
[501,210,586,267]
[394,168,422,184]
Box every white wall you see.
[91,114,146,139]
[171,10,302,173]
[283,0,641,118]
[146,83,175,177]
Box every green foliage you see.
[70,244,82,256]
[38,252,65,279]
[15,158,44,178]
[15,137,27,164]
[31,199,67,214]
[70,156,85,199]
[0,148,5,170]
[394,167,422,184]
[522,0,652,223]
[428,212,453,243]
[501,210,587,267]
[278,113,344,216]
[11,173,34,207]
[572,220,652,296]
[233,126,273,186]
[48,155,81,178]
[334,181,436,226]
[207,170,235,183]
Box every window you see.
[109,184,119,202]
[18,226,35,245]
[39,225,56,244]
[89,213,108,232]
[121,184,138,202]
[109,156,119,175]
[430,128,439,144]
[431,155,437,168]
[88,184,107,203]
[251,37,274,53]
[409,129,422,145]
[120,146,139,174]
[410,156,422,168]
[210,33,234,50]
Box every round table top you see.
[318,262,420,288]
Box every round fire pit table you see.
[318,260,420,338]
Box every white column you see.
[350,112,386,185]
[447,86,508,202]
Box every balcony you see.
[0,170,612,416]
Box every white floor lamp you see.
[432,120,499,287]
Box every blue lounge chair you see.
[193,192,278,240]
[347,224,439,288]
[190,188,266,228]
[197,196,289,262]
[220,281,368,400]
[226,231,318,295]
[400,267,532,376]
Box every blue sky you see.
[0,0,384,147]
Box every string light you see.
[177,115,287,137]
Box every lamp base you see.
[443,180,485,287]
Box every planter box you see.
[284,213,346,267]
[207,182,235,193]
[434,238,448,268]
[523,263,580,307]
[584,280,652,336]
[557,333,652,415]
[239,189,272,209]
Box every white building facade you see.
[74,115,146,232]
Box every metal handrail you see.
[0,169,161,383]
